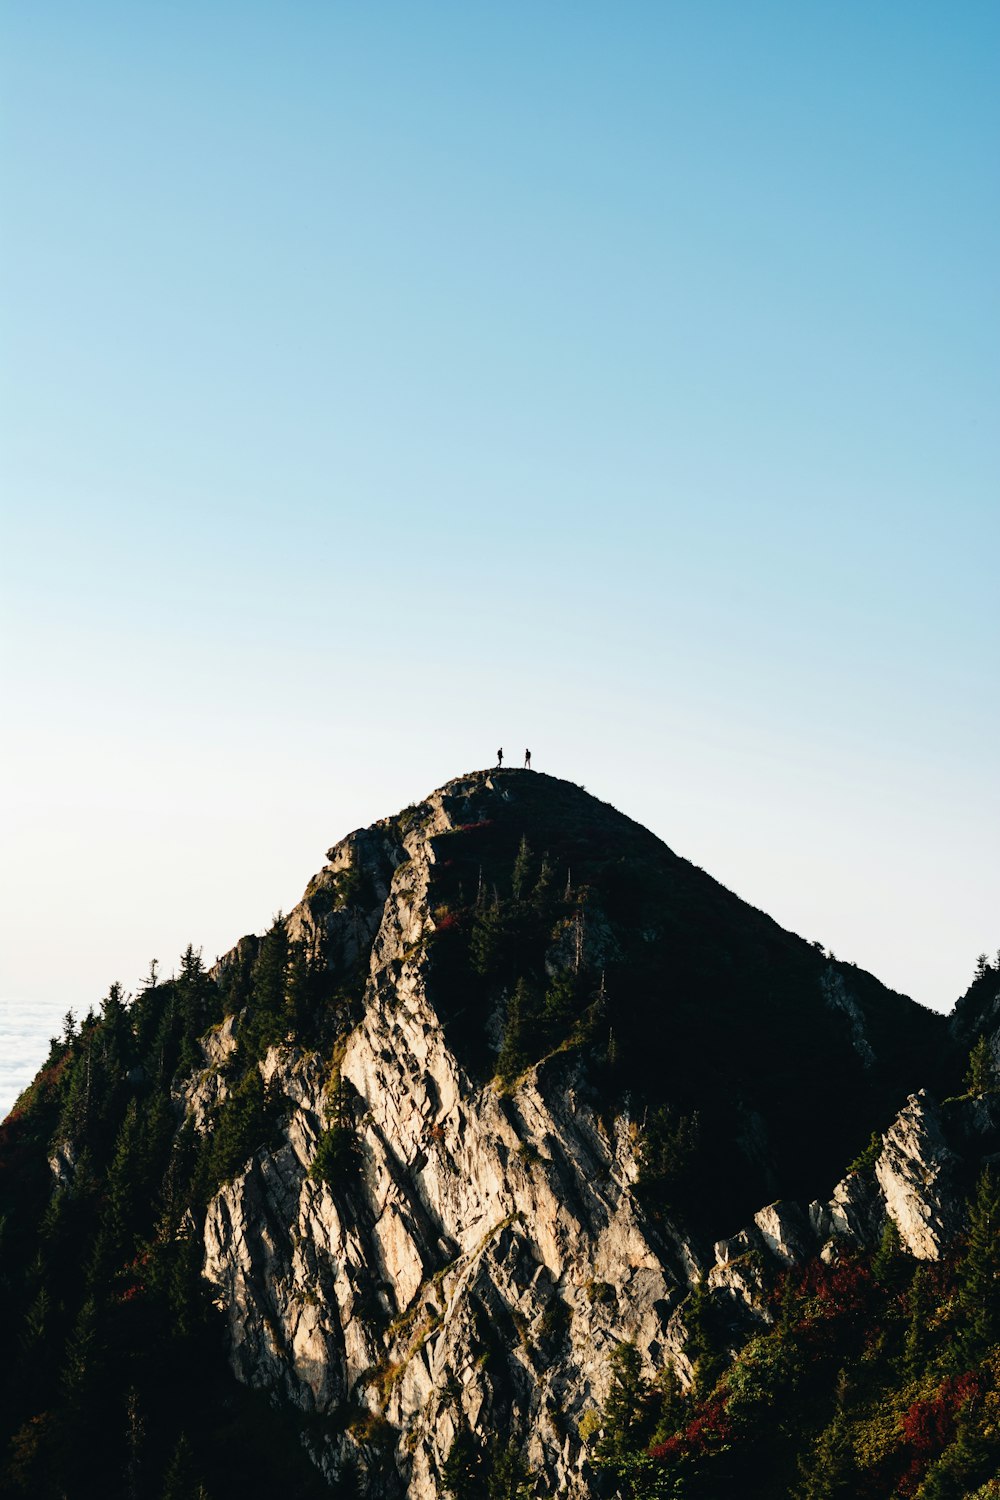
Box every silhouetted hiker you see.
[524,749,532,769]
[496,747,503,768]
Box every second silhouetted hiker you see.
[524,748,532,769]
[497,747,503,768]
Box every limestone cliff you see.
[175,770,955,1496]
[7,769,1000,1498]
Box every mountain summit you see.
[262,767,943,1224]
[3,769,997,1499]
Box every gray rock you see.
[175,776,987,1495]
[196,779,699,1498]
[874,1092,961,1259]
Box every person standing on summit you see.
[496,747,503,768]
[524,749,532,769]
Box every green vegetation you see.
[964,1035,998,1096]
[846,1130,882,1175]
[309,1122,358,1187]
[0,930,360,1498]
[635,1105,703,1215]
[583,1175,1000,1499]
[441,1426,532,1499]
[581,1341,687,1494]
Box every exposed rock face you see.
[197,778,699,1496]
[200,1052,696,1495]
[709,1086,1000,1337]
[177,770,961,1496]
[180,1014,240,1130]
[874,1092,961,1259]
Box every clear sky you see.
[1,4,997,1105]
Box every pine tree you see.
[20,1285,55,1406]
[650,1364,687,1448]
[159,1118,199,1230]
[58,1029,96,1143]
[60,1297,100,1406]
[497,979,534,1081]
[511,836,533,901]
[684,1279,724,1398]
[167,1221,210,1342]
[486,1438,531,1499]
[795,1403,856,1500]
[309,1073,358,1188]
[532,855,554,908]
[965,1036,996,1096]
[540,970,578,1045]
[21,1284,51,1358]
[958,1166,1000,1354]
[871,1217,906,1290]
[100,980,131,1050]
[143,991,177,1089]
[205,1065,270,1190]
[161,1432,198,1500]
[595,1341,652,1460]
[176,946,216,1075]
[138,1091,174,1211]
[244,917,290,1056]
[441,1426,484,1499]
[284,939,313,1032]
[903,1264,930,1379]
[637,1106,701,1206]
[104,1099,144,1256]
[37,1185,69,1251]
[915,1415,991,1500]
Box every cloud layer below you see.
[1,997,64,1120]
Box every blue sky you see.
[1,3,997,1093]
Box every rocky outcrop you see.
[200,1041,694,1494]
[708,1084,1000,1339]
[874,1092,961,1259]
[176,771,973,1496]
[192,777,701,1497]
[179,1014,240,1129]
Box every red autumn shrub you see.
[896,1371,981,1495]
[793,1257,874,1318]
[649,1395,732,1462]
[901,1371,979,1455]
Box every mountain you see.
[1,768,996,1499]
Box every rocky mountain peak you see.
[3,769,993,1499]
[188,768,950,1493]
